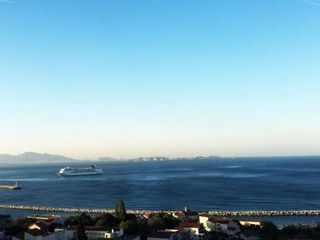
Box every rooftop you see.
[208,218,230,224]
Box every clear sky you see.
[0,0,320,159]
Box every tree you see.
[115,200,127,220]
[94,214,117,230]
[5,225,24,236]
[260,221,279,240]
[147,213,179,231]
[137,218,149,236]
[282,225,299,238]
[199,223,206,233]
[77,223,88,240]
[148,214,164,231]
[119,219,138,234]
[65,213,93,226]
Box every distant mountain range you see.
[0,152,222,164]
[0,152,79,164]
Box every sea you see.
[1,156,320,225]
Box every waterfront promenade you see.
[1,204,320,217]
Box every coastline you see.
[1,204,320,217]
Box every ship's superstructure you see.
[58,165,103,176]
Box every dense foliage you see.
[114,200,126,220]
[147,212,180,231]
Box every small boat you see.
[58,165,103,176]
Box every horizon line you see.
[1,151,320,161]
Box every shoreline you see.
[1,204,320,217]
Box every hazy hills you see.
[0,152,222,165]
[0,152,79,164]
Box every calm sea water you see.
[1,157,320,224]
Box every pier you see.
[1,204,320,217]
[0,183,21,190]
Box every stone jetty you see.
[1,204,320,217]
[0,184,21,190]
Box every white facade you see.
[227,221,241,238]
[199,216,228,233]
[199,216,210,231]
[179,226,205,240]
[55,228,123,240]
[24,232,56,240]
[85,229,123,240]
[54,229,75,240]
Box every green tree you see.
[148,214,164,231]
[119,219,138,234]
[199,223,206,233]
[5,225,25,236]
[115,200,127,220]
[147,213,179,231]
[94,214,117,230]
[260,221,279,240]
[65,213,93,226]
[77,223,88,240]
[281,225,299,239]
[137,218,149,236]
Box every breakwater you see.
[0,185,21,190]
[207,210,320,217]
[1,204,320,217]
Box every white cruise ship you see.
[58,165,103,176]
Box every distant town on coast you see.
[1,152,319,165]
[0,152,224,164]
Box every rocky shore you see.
[1,204,320,217]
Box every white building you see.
[13,224,124,240]
[54,229,75,240]
[55,226,124,240]
[199,215,229,233]
[84,228,123,239]
[24,230,56,240]
[178,222,205,240]
[227,221,242,239]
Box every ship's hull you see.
[59,171,103,177]
[58,165,103,177]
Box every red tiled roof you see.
[143,212,153,218]
[208,218,230,224]
[173,212,185,217]
[44,216,60,222]
[181,222,200,228]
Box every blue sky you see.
[0,0,320,159]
